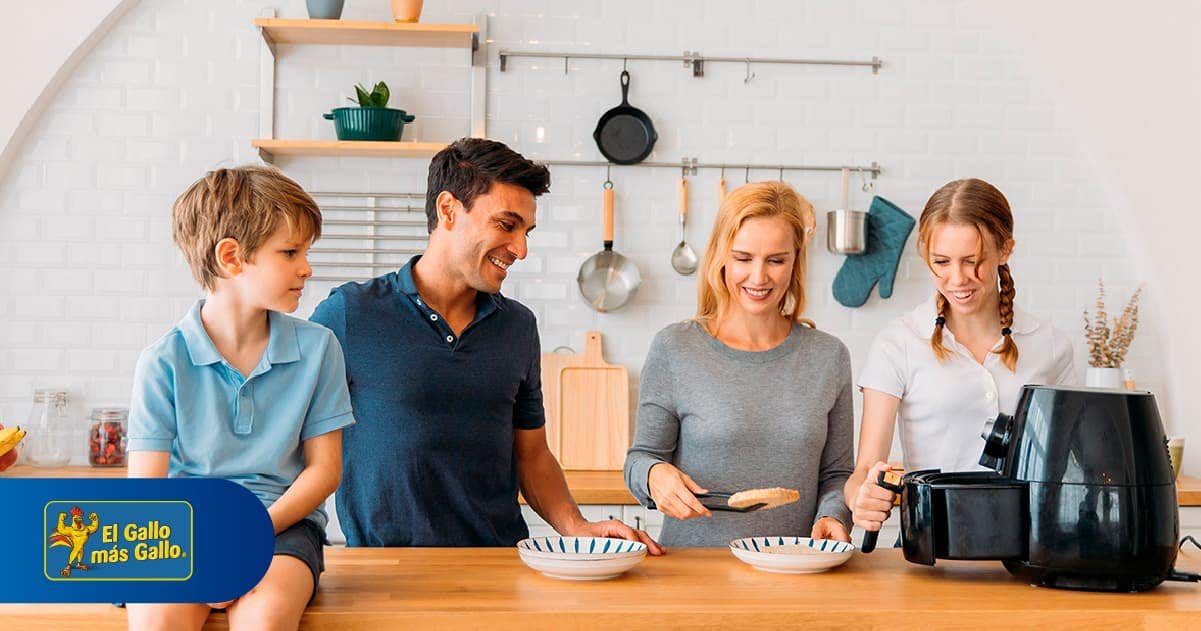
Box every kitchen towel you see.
[832,196,916,308]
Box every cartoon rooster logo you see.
[48,506,100,577]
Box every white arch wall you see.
[0,0,138,181]
[0,0,1189,475]
[974,1,1201,473]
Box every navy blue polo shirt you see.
[311,256,545,547]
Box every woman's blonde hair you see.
[917,178,1018,370]
[695,181,816,327]
[172,165,322,290]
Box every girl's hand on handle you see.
[852,460,896,533]
[647,463,712,520]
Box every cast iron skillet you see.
[593,70,657,164]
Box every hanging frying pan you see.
[593,70,657,165]
[578,180,642,312]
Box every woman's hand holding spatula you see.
[647,462,712,519]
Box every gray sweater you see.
[624,320,854,547]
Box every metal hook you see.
[859,167,873,194]
[623,57,628,71]
[564,56,569,75]
[605,163,613,189]
[720,166,725,179]
[744,59,756,84]
[744,166,750,183]
[778,167,785,181]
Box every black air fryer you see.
[894,385,1198,591]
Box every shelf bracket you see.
[256,7,277,149]
[470,12,488,138]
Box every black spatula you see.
[695,492,766,513]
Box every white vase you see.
[1085,367,1123,389]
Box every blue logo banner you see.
[1,478,273,603]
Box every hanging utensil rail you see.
[540,159,881,179]
[498,50,883,76]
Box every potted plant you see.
[323,81,415,142]
[1082,279,1142,388]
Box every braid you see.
[930,293,953,363]
[995,263,1019,370]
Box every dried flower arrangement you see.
[1082,280,1142,368]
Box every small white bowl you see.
[729,536,855,574]
[516,536,647,580]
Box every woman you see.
[846,178,1076,539]
[624,181,855,547]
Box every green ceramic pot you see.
[323,107,415,141]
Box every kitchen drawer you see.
[873,512,900,549]
[1181,507,1201,541]
[522,504,659,539]
[623,505,663,532]
[522,505,624,534]
[325,493,346,545]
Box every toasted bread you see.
[727,487,800,510]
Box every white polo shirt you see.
[858,297,1077,473]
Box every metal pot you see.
[826,209,867,254]
[827,168,866,254]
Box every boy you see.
[126,166,353,631]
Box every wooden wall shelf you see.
[252,139,448,161]
[255,18,477,49]
[251,12,487,163]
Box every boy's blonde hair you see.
[695,181,816,327]
[172,165,321,290]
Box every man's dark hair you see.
[424,138,551,232]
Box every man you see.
[312,138,661,552]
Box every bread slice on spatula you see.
[727,487,800,510]
[695,487,801,512]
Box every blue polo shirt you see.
[311,255,545,547]
[127,300,355,529]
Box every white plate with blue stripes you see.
[516,537,647,580]
[517,536,647,560]
[729,536,855,574]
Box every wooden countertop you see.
[4,547,1199,629]
[5,466,1200,507]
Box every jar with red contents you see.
[87,407,128,467]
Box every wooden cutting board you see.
[541,331,630,470]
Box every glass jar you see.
[87,407,128,467]
[26,389,72,468]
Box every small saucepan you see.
[578,180,642,312]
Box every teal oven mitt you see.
[832,196,915,308]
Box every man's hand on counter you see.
[564,517,665,556]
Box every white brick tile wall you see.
[0,1,1164,489]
